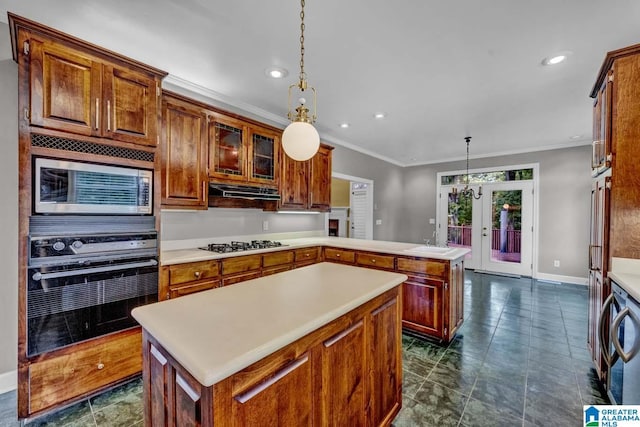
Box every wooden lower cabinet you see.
[28,329,142,414]
[402,276,443,338]
[323,247,356,264]
[160,260,221,300]
[141,288,402,427]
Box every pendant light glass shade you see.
[282,121,320,161]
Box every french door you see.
[439,181,534,276]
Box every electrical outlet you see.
[375,219,382,225]
[262,220,269,231]
[553,260,560,268]
[429,218,435,224]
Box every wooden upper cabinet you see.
[279,151,309,210]
[279,143,333,212]
[25,34,163,147]
[28,38,100,136]
[249,125,280,187]
[101,64,159,146]
[309,145,333,211]
[209,113,280,188]
[591,70,613,176]
[161,93,208,208]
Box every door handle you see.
[599,292,620,367]
[611,306,640,363]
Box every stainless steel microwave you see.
[34,158,152,214]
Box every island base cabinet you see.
[140,287,401,427]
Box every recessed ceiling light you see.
[340,123,350,129]
[374,112,386,119]
[264,67,288,78]
[541,52,571,66]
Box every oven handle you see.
[32,259,158,281]
[611,306,640,363]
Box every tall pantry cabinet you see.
[587,43,640,383]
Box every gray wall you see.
[331,145,404,241]
[0,21,19,381]
[400,145,592,278]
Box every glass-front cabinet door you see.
[249,126,279,187]
[209,114,247,183]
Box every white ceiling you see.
[1,0,639,166]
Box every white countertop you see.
[161,236,470,266]
[609,258,640,303]
[132,262,407,387]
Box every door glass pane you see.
[446,191,472,260]
[215,123,243,175]
[252,133,275,180]
[490,190,522,264]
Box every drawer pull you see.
[305,253,310,257]
[371,259,376,263]
[97,363,105,370]
[336,253,341,257]
[194,271,201,278]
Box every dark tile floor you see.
[0,271,608,426]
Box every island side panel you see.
[140,286,402,427]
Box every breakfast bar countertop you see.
[132,262,407,387]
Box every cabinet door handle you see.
[611,306,640,363]
[95,98,100,130]
[235,355,309,404]
[107,100,111,131]
[97,363,105,370]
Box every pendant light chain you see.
[466,137,471,186]
[299,0,307,83]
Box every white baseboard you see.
[0,369,17,394]
[535,272,587,286]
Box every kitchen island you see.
[132,262,407,426]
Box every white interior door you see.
[350,185,369,239]
[439,181,534,276]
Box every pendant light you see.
[282,0,320,161]
[452,137,483,199]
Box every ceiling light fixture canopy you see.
[452,136,483,200]
[282,0,320,161]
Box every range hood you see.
[209,184,281,201]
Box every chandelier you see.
[452,136,483,200]
[281,0,320,161]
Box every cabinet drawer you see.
[355,252,395,270]
[263,250,294,268]
[397,257,447,278]
[294,247,320,263]
[169,280,219,299]
[324,247,355,264]
[29,329,141,413]
[262,265,292,277]
[222,255,262,275]
[222,271,262,287]
[169,261,219,286]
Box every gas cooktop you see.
[198,240,286,254]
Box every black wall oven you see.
[27,216,158,356]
